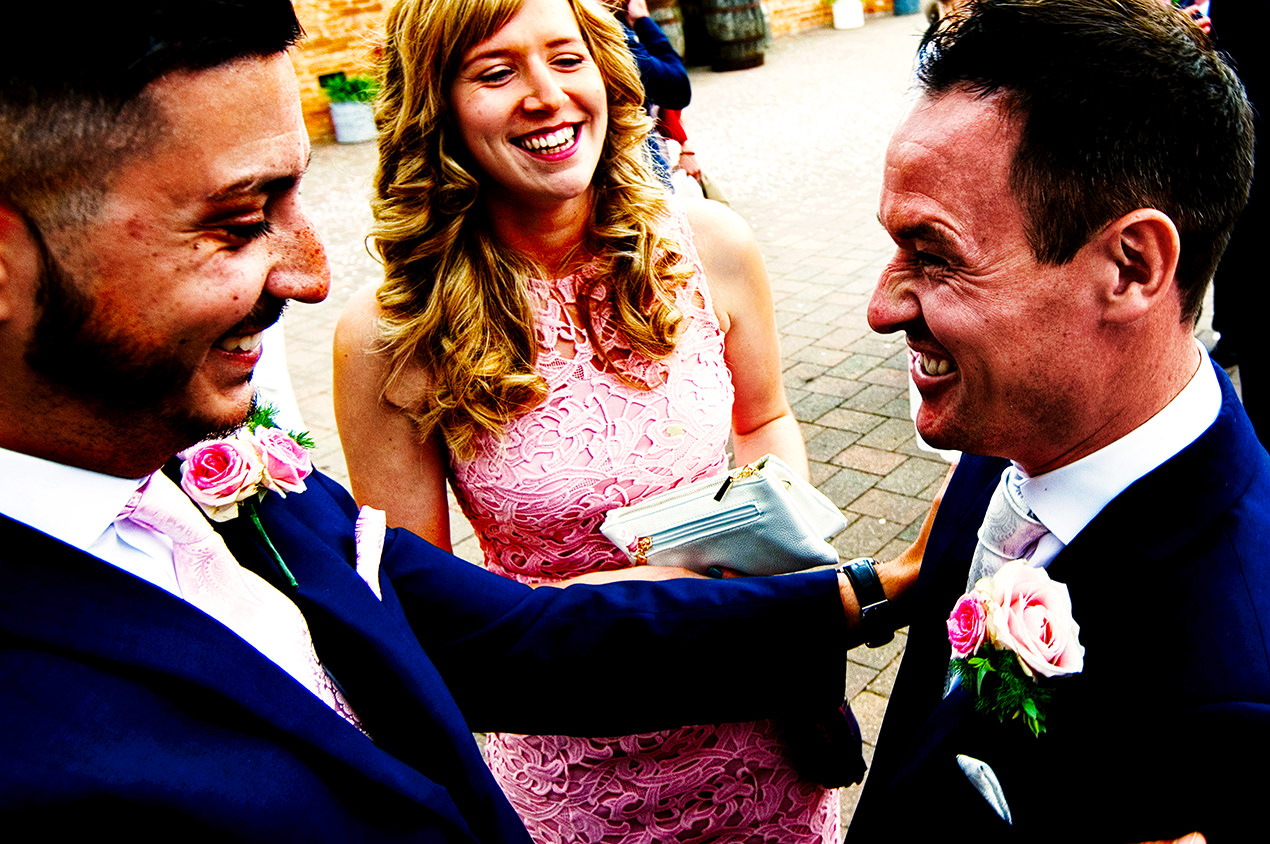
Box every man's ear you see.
[0,201,25,324]
[0,198,43,326]
[1099,208,1181,324]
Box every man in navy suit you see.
[0,1,907,838]
[845,1,1270,841]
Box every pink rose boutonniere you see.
[947,559,1084,737]
[180,433,267,522]
[251,427,314,496]
[178,404,315,586]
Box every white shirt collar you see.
[0,446,184,595]
[0,446,143,550]
[1019,339,1221,546]
[0,446,347,704]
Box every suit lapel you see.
[853,454,1006,827]
[902,456,1004,714]
[214,479,523,844]
[251,496,491,772]
[1050,367,1255,583]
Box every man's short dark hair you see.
[918,0,1254,323]
[0,0,303,230]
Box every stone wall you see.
[772,0,902,32]
[768,0,833,36]
[290,0,891,141]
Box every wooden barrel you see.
[648,0,686,58]
[701,0,765,72]
[678,0,712,67]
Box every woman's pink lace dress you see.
[448,216,839,843]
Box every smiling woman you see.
[447,0,609,217]
[333,0,840,840]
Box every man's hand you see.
[627,0,650,20]
[1135,834,1205,844]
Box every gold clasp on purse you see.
[633,535,653,564]
[713,455,769,502]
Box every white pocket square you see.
[354,506,386,600]
[957,754,1013,825]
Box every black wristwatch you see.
[839,557,895,648]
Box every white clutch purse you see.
[599,454,848,576]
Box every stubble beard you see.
[23,227,275,451]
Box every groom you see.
[846,1,1270,841]
[0,1,904,838]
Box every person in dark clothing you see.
[851,1,1268,841]
[1207,0,1270,446]
[616,0,690,186]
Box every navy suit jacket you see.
[0,470,849,840]
[847,362,1270,843]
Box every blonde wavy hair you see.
[373,0,694,460]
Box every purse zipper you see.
[632,505,761,563]
[713,454,769,501]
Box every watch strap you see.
[840,557,895,648]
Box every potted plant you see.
[320,72,378,144]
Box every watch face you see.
[861,600,894,648]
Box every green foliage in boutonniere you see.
[952,643,1059,737]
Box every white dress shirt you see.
[0,448,181,595]
[1018,340,1222,567]
[0,448,331,702]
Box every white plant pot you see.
[329,101,376,144]
[832,0,865,29]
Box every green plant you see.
[321,74,378,104]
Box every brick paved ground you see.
[282,13,1221,828]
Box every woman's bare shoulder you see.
[679,197,766,327]
[335,283,382,351]
[333,283,429,407]
[680,196,756,253]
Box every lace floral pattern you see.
[450,210,839,842]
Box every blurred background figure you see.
[660,106,708,197]
[1203,0,1267,447]
[614,0,691,187]
[1180,0,1211,32]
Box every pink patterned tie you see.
[119,472,363,730]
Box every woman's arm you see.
[684,198,809,479]
[333,284,454,550]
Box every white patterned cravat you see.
[965,466,1049,590]
[118,472,363,730]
